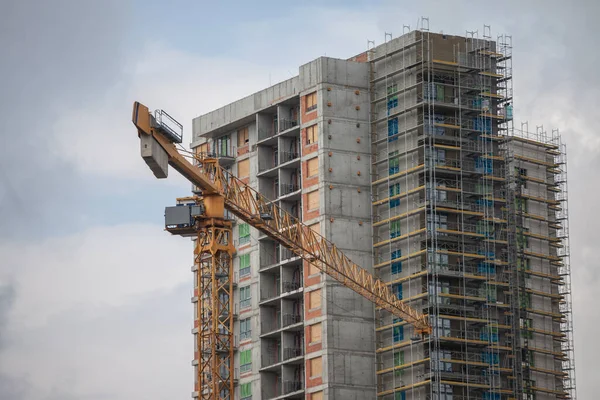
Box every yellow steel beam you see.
[479,71,504,78]
[530,366,568,376]
[376,358,430,375]
[514,154,558,168]
[433,59,459,66]
[372,164,424,186]
[373,207,425,228]
[195,217,235,399]
[374,249,427,269]
[385,270,428,287]
[377,379,431,397]
[133,101,433,336]
[373,228,426,248]
[372,185,425,206]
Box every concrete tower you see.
[190,25,576,400]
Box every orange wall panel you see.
[301,92,318,124]
[305,325,323,354]
[302,159,319,188]
[304,291,322,321]
[237,144,249,156]
[305,358,323,388]
[303,192,320,221]
[301,128,318,156]
[304,260,321,287]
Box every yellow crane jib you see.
[131,101,432,335]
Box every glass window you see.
[389,156,399,175]
[435,383,453,400]
[394,391,406,400]
[393,325,404,342]
[240,382,252,400]
[426,148,446,165]
[388,118,399,142]
[240,349,252,373]
[482,350,499,365]
[389,183,401,208]
[394,351,405,379]
[390,220,401,239]
[393,283,402,300]
[387,83,398,95]
[240,286,251,309]
[480,326,499,343]
[387,96,398,111]
[216,135,231,157]
[434,317,451,337]
[239,253,251,277]
[391,249,402,275]
[239,224,250,245]
[427,213,448,231]
[240,317,251,341]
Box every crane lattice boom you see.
[132,101,431,335]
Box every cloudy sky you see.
[0,0,597,398]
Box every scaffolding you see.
[502,124,576,400]
[365,22,578,400]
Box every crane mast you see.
[132,101,431,399]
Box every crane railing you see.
[133,102,431,335]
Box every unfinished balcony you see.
[277,101,300,135]
[281,296,303,331]
[279,167,301,201]
[260,271,281,305]
[279,247,302,269]
[260,337,281,371]
[257,109,278,145]
[281,264,303,300]
[260,307,282,338]
[258,146,279,177]
[259,239,281,272]
[278,148,300,170]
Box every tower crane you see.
[131,101,431,399]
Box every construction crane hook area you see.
[132,100,431,397]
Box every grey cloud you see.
[0,374,29,400]
[0,284,15,349]
[0,283,191,400]
[0,0,131,240]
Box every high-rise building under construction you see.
[190,24,576,400]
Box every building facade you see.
[190,27,576,400]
